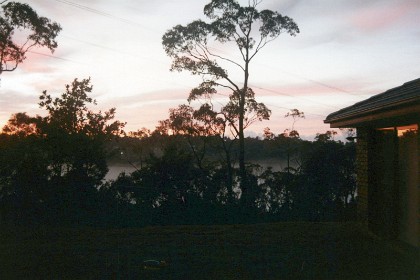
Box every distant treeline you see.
[0,78,357,227]
[0,128,356,227]
[109,134,312,165]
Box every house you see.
[324,78,419,248]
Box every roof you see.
[324,78,420,127]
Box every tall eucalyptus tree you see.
[162,0,299,206]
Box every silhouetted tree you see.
[131,145,210,224]
[38,78,125,194]
[120,128,152,169]
[0,1,61,75]
[160,104,210,169]
[284,109,305,173]
[314,130,337,143]
[297,139,356,221]
[158,103,238,203]
[263,127,275,141]
[0,78,125,225]
[1,112,42,136]
[256,167,293,217]
[162,0,299,206]
[0,132,50,224]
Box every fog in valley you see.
[106,159,293,180]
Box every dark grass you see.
[0,222,418,279]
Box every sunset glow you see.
[1,0,419,139]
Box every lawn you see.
[0,222,418,279]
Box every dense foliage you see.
[0,84,356,226]
[0,78,125,225]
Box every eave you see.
[324,78,420,128]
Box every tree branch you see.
[214,81,236,92]
[207,47,245,71]
[249,34,279,62]
[233,32,246,61]
[222,110,239,136]
[222,75,241,93]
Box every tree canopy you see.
[0,1,61,74]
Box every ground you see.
[0,222,418,279]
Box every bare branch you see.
[249,33,280,62]
[249,36,266,61]
[2,63,19,72]
[222,75,241,93]
[232,31,247,61]
[214,81,236,92]
[195,42,210,60]
[207,47,245,71]
[20,38,33,50]
[222,110,239,136]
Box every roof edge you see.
[324,78,420,125]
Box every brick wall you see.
[356,127,369,224]
[417,123,420,247]
[357,125,419,247]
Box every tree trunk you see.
[239,64,249,207]
[238,110,246,205]
[226,151,234,204]
[221,136,234,204]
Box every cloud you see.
[98,77,372,134]
[349,1,416,33]
[0,89,44,126]
[253,76,376,99]
[27,76,74,94]
[101,88,189,107]
[94,88,191,130]
[16,53,59,74]
[263,0,304,14]
[279,0,420,49]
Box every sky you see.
[1,0,419,140]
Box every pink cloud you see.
[10,48,76,74]
[350,2,414,32]
[102,88,189,108]
[252,78,371,98]
[28,76,74,95]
